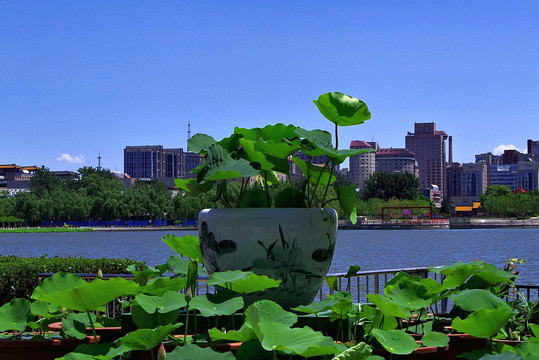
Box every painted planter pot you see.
[198,208,338,309]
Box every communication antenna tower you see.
[97,153,102,171]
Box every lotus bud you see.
[157,343,166,359]
[97,268,103,279]
[185,286,193,303]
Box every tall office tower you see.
[164,148,185,178]
[348,141,376,188]
[518,161,539,191]
[461,163,488,196]
[375,148,418,176]
[446,163,462,198]
[528,139,539,159]
[124,145,165,179]
[405,123,449,197]
[489,164,519,191]
[184,151,204,178]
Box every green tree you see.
[360,172,420,201]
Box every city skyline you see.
[2,2,538,172]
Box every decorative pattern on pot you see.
[198,208,338,309]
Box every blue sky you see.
[2,1,538,172]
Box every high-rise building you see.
[124,145,165,179]
[184,151,204,179]
[375,148,418,176]
[518,161,539,191]
[348,141,376,188]
[405,123,449,197]
[164,148,185,178]
[528,139,539,159]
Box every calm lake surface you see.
[1,229,538,285]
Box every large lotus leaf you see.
[31,300,60,318]
[256,321,341,357]
[234,124,299,142]
[420,331,449,347]
[530,323,539,339]
[62,312,94,340]
[452,305,515,338]
[253,137,300,158]
[383,272,411,296]
[479,354,524,360]
[61,343,130,359]
[119,323,180,351]
[131,304,179,329]
[387,279,432,311]
[209,326,256,342]
[246,300,298,330]
[475,264,516,285]
[420,278,443,296]
[167,343,236,360]
[371,329,419,355]
[440,264,474,289]
[313,92,371,127]
[430,260,484,275]
[31,272,86,300]
[240,138,291,173]
[37,277,139,312]
[0,298,33,332]
[365,356,385,360]
[451,289,509,312]
[127,264,163,286]
[513,341,539,357]
[367,294,408,318]
[135,291,186,314]
[174,177,215,195]
[292,156,335,185]
[235,338,273,360]
[162,234,203,262]
[329,292,354,320]
[332,342,372,360]
[275,187,304,208]
[163,255,207,277]
[189,292,244,317]
[139,277,187,296]
[187,133,218,154]
[208,271,280,294]
[292,298,338,314]
[337,185,358,224]
[200,143,259,182]
[360,304,398,332]
[297,336,348,358]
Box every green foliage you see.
[175,92,371,224]
[360,172,420,201]
[480,186,539,217]
[0,255,144,305]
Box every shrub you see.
[0,255,145,305]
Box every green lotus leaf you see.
[420,331,449,347]
[126,264,163,286]
[337,185,358,224]
[31,300,60,318]
[238,188,270,208]
[209,326,255,342]
[246,300,298,329]
[36,277,139,312]
[240,138,291,173]
[275,187,304,208]
[139,277,188,296]
[329,292,354,320]
[452,305,515,338]
[371,329,418,355]
[61,343,130,359]
[332,341,372,360]
[367,293,408,318]
[187,133,218,154]
[345,265,361,278]
[292,156,335,185]
[386,279,432,311]
[174,177,215,195]
[439,264,474,289]
[479,353,524,360]
[167,343,236,360]
[162,234,203,262]
[199,143,259,182]
[31,273,86,300]
[383,272,411,296]
[163,255,207,277]
[234,124,299,142]
[292,298,338,314]
[208,271,280,294]
[451,289,509,312]
[61,312,95,340]
[475,264,516,285]
[0,298,33,332]
[365,356,386,360]
[313,92,371,127]
[135,291,186,314]
[190,292,244,317]
[359,304,398,333]
[131,304,179,329]
[513,341,539,357]
[119,323,180,351]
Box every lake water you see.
[1,228,538,285]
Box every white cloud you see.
[492,145,522,155]
[56,153,86,164]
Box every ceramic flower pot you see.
[198,208,338,309]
